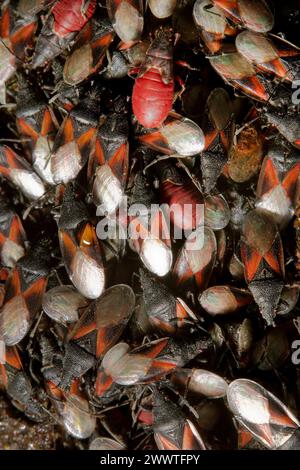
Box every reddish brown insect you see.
[0,200,26,268]
[0,145,46,200]
[106,0,143,43]
[155,160,204,232]
[0,238,50,346]
[58,186,105,300]
[32,0,96,68]
[132,27,174,129]
[153,389,206,450]
[63,17,115,86]
[16,73,57,185]
[51,91,100,184]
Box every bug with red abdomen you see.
[32,0,96,69]
[132,27,175,129]
[153,159,204,232]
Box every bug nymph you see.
[132,27,174,129]
[31,0,96,69]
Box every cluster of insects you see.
[0,0,299,451]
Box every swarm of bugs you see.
[0,0,300,451]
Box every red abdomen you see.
[132,69,174,129]
[53,0,96,36]
[161,181,204,231]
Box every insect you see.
[96,334,212,391]
[240,209,285,325]
[106,0,143,43]
[0,199,26,268]
[193,0,236,53]
[63,17,115,86]
[88,99,129,215]
[227,379,300,450]
[0,145,46,200]
[128,173,173,277]
[0,1,38,102]
[137,111,205,157]
[152,159,204,232]
[58,185,105,299]
[132,27,174,129]
[256,144,300,229]
[139,268,199,336]
[47,379,96,439]
[42,284,88,324]
[16,72,57,185]
[31,0,96,69]
[201,88,234,193]
[153,389,206,450]
[171,368,228,400]
[148,0,177,19]
[0,346,47,422]
[0,237,51,346]
[173,225,217,293]
[69,284,135,358]
[211,0,274,33]
[199,285,252,316]
[51,89,100,184]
